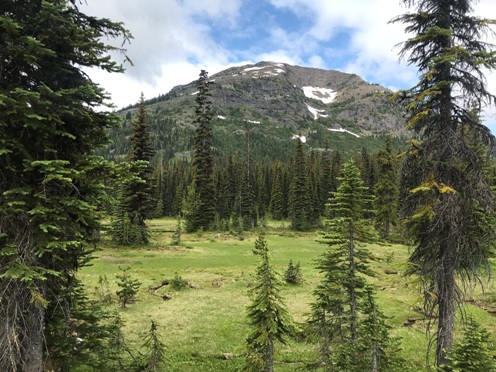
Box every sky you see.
[82,0,496,131]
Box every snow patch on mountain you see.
[302,86,337,104]
[327,127,360,138]
[242,63,286,78]
[292,134,307,143]
[305,103,328,120]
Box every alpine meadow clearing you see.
[79,217,496,371]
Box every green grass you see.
[80,217,496,371]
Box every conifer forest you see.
[2,0,496,371]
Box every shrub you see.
[284,259,303,285]
[115,266,141,309]
[170,273,188,291]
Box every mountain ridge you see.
[104,61,408,162]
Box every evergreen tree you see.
[245,234,293,372]
[110,161,150,245]
[186,70,216,231]
[284,259,303,285]
[310,159,375,365]
[115,93,155,244]
[115,266,141,309]
[439,317,496,372]
[0,2,130,370]
[140,321,168,372]
[237,139,257,229]
[392,0,496,365]
[269,160,286,220]
[319,143,333,215]
[45,274,123,371]
[374,136,399,238]
[288,138,312,230]
[333,286,405,372]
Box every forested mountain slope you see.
[99,61,407,162]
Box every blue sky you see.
[83,0,496,131]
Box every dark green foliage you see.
[130,93,156,164]
[392,0,496,365]
[269,160,287,220]
[333,286,406,372]
[45,281,122,371]
[319,144,333,215]
[108,318,167,372]
[284,259,303,285]
[116,266,141,309]
[186,70,216,231]
[110,161,150,244]
[374,136,399,238]
[245,234,293,371]
[438,317,496,372]
[95,274,113,305]
[170,215,182,246]
[310,159,376,365]
[0,1,130,370]
[111,94,155,245]
[170,272,188,291]
[139,321,168,372]
[288,139,315,230]
[234,135,258,230]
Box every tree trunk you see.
[320,310,331,365]
[435,265,456,366]
[268,334,274,372]
[0,282,45,372]
[349,229,357,341]
[372,344,378,372]
[22,301,45,372]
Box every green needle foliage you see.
[334,286,406,372]
[245,234,294,372]
[116,266,141,309]
[374,136,399,238]
[0,1,131,370]
[269,160,287,220]
[111,94,154,245]
[288,138,314,230]
[439,316,496,372]
[284,259,303,285]
[139,321,168,372]
[186,70,216,232]
[392,0,496,365]
[310,159,376,366]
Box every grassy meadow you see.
[79,217,496,371]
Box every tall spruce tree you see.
[186,70,216,232]
[0,1,130,370]
[319,143,333,215]
[392,0,496,365]
[310,159,375,365]
[245,234,293,372]
[111,93,155,244]
[288,138,312,230]
[269,160,286,220]
[374,136,399,238]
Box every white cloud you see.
[81,0,242,108]
[80,0,496,130]
[270,0,496,128]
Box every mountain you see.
[101,61,407,162]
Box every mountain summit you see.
[107,62,407,162]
